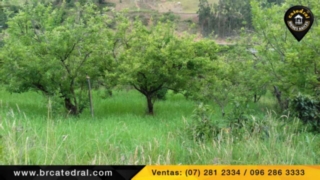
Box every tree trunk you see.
[273,86,282,107]
[273,86,289,110]
[146,95,154,115]
[64,97,78,115]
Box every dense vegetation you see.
[0,0,319,164]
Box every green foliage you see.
[155,88,168,101]
[117,20,217,114]
[0,2,115,115]
[248,0,320,113]
[97,87,113,99]
[226,99,251,128]
[261,0,284,8]
[197,0,212,37]
[0,89,320,164]
[157,11,180,23]
[0,135,2,162]
[197,0,285,37]
[197,0,253,37]
[290,94,320,133]
[195,43,258,120]
[186,102,258,143]
[186,103,223,142]
[52,0,114,8]
[0,4,20,31]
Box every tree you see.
[117,20,218,115]
[197,0,253,38]
[0,2,20,31]
[197,0,285,38]
[197,0,213,37]
[197,44,260,118]
[0,2,114,115]
[249,0,320,110]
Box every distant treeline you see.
[1,0,286,38]
[0,0,115,31]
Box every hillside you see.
[107,0,218,13]
[0,0,232,44]
[107,0,234,44]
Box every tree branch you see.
[131,83,147,95]
[112,38,120,61]
[32,82,50,95]
[74,51,92,78]
[137,71,148,91]
[149,83,164,95]
[64,41,78,61]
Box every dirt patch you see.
[107,0,136,11]
[178,13,198,22]
[158,1,183,12]
[215,38,236,45]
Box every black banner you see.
[0,166,145,180]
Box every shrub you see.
[226,98,251,129]
[186,103,226,142]
[161,12,180,22]
[151,12,180,25]
[290,93,320,133]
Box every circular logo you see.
[286,9,311,31]
[284,6,314,41]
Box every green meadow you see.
[0,89,319,165]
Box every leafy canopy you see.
[0,2,114,115]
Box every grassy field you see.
[0,89,319,165]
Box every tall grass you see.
[0,89,319,165]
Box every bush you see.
[151,12,180,25]
[160,12,180,22]
[226,98,251,129]
[186,103,225,142]
[185,102,266,143]
[290,93,320,133]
